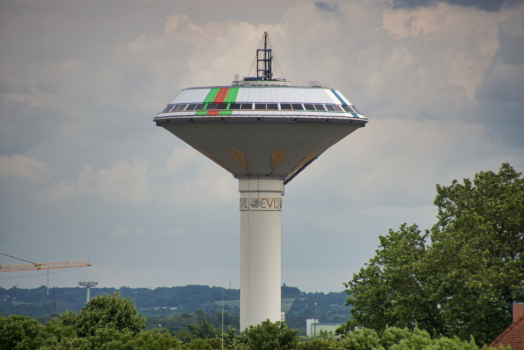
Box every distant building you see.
[488,303,524,350]
[306,319,339,337]
[306,319,319,337]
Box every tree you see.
[339,326,503,350]
[0,315,47,350]
[342,163,524,345]
[59,292,146,337]
[244,319,298,350]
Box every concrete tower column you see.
[239,178,283,330]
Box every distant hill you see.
[0,284,350,335]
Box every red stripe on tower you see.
[213,88,229,103]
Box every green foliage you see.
[205,338,222,349]
[59,293,146,337]
[428,163,524,341]
[341,223,436,333]
[0,315,47,350]
[0,311,512,350]
[146,310,239,336]
[282,284,302,299]
[317,330,336,341]
[338,327,506,350]
[182,338,213,350]
[0,285,241,318]
[39,328,181,350]
[186,311,219,339]
[343,163,524,345]
[1,285,349,336]
[244,319,298,350]
[342,328,381,350]
[297,338,340,350]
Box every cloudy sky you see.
[1,0,523,293]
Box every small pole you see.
[47,270,49,295]
[222,287,224,350]
[314,302,317,339]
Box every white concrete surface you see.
[239,178,284,330]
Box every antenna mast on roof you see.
[245,32,286,82]
[258,32,273,80]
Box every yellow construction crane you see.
[0,260,91,272]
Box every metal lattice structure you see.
[0,260,91,272]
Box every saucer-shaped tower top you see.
[154,33,368,183]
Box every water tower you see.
[154,32,368,330]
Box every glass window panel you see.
[163,105,174,113]
[241,103,253,110]
[280,103,292,110]
[304,104,315,111]
[229,103,241,109]
[314,104,325,111]
[206,103,218,110]
[342,105,354,112]
[255,103,266,110]
[291,104,304,110]
[351,105,361,114]
[333,105,344,112]
[267,104,279,110]
[175,104,187,111]
[195,104,205,110]
[186,104,197,111]
[216,103,228,110]
[325,105,336,111]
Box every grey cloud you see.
[391,0,523,12]
[314,1,340,13]
[0,77,31,94]
[475,16,524,148]
[497,17,524,65]
[476,16,524,102]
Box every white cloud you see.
[164,147,200,174]
[0,154,53,182]
[381,2,514,99]
[162,227,184,236]
[39,158,152,203]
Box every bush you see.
[297,338,340,350]
[244,319,298,350]
[182,338,213,350]
[0,315,47,350]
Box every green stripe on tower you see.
[203,88,219,103]
[224,88,239,103]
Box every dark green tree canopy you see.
[59,292,146,337]
[342,163,524,345]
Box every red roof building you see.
[489,303,524,350]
